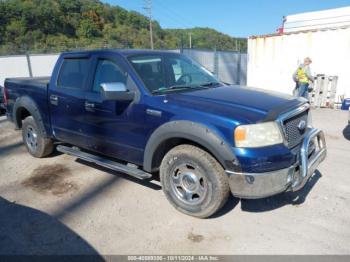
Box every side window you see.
[93,59,127,92]
[57,58,90,89]
[129,56,166,92]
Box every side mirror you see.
[100,82,135,101]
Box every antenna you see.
[144,0,154,50]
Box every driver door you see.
[83,56,144,164]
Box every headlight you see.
[234,122,283,148]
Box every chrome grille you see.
[282,110,309,148]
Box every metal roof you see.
[250,6,350,39]
[249,25,350,39]
[284,6,350,33]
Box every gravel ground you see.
[0,108,349,255]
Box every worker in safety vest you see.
[293,57,314,100]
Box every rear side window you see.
[57,58,90,89]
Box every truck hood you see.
[166,85,307,124]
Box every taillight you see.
[3,86,8,104]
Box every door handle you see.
[85,101,95,111]
[50,95,58,105]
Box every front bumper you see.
[226,128,327,199]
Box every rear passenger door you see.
[49,56,92,147]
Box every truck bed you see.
[5,76,51,131]
[5,76,50,89]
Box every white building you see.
[247,6,350,100]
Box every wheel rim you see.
[25,125,38,152]
[170,163,208,205]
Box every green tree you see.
[0,0,247,54]
[77,17,101,38]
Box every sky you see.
[103,0,350,37]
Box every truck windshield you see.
[128,53,221,94]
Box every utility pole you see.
[180,33,184,52]
[144,0,154,50]
[189,32,192,48]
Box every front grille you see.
[282,110,309,148]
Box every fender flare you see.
[12,96,48,137]
[143,120,241,173]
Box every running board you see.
[57,145,152,180]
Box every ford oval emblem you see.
[298,120,306,131]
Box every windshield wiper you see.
[152,83,222,94]
[168,84,197,90]
[152,85,199,94]
[199,81,221,88]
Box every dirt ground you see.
[0,108,349,255]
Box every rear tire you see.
[160,144,230,218]
[22,116,54,158]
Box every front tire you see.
[160,144,230,218]
[22,116,54,158]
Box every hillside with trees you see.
[0,0,247,54]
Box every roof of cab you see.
[61,49,178,57]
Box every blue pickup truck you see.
[4,49,327,218]
[0,85,6,116]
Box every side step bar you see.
[57,145,152,180]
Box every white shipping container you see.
[247,26,350,100]
[284,6,350,33]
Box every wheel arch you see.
[13,96,48,137]
[14,106,31,128]
[143,121,241,173]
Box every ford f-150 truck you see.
[4,49,327,218]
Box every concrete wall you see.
[0,54,59,86]
[0,55,30,86]
[30,54,59,77]
[247,27,350,100]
